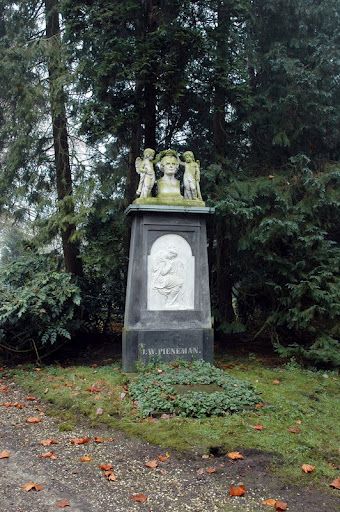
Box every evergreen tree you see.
[62,0,204,203]
[45,0,83,276]
[248,0,340,168]
[0,1,83,275]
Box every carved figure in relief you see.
[156,150,182,199]
[180,151,202,200]
[152,246,185,306]
[135,148,156,198]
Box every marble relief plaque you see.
[147,234,194,310]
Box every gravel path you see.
[0,376,338,512]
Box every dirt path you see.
[0,377,338,512]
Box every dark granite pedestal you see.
[122,205,214,372]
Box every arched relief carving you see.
[147,234,195,310]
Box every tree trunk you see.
[0,6,6,156]
[215,220,235,326]
[213,1,228,161]
[125,0,158,205]
[143,0,158,149]
[45,0,83,276]
[125,102,142,205]
[213,0,235,329]
[144,79,157,149]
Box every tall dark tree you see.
[62,1,203,203]
[0,1,47,217]
[248,0,340,169]
[45,0,83,276]
[212,1,236,327]
[202,0,249,329]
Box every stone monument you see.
[122,149,214,371]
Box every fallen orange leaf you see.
[301,464,315,473]
[0,385,9,393]
[206,466,217,474]
[1,401,24,408]
[39,451,57,460]
[255,402,265,409]
[26,417,42,424]
[130,493,148,503]
[22,482,44,492]
[25,396,37,401]
[252,424,265,431]
[99,463,113,471]
[262,498,277,506]
[104,470,117,481]
[40,439,58,446]
[229,484,246,496]
[70,437,90,445]
[275,500,288,511]
[330,477,340,489]
[56,499,70,508]
[158,453,170,462]
[145,459,158,469]
[93,436,113,443]
[86,384,101,393]
[0,450,10,459]
[288,426,301,434]
[227,452,244,460]
[80,455,92,462]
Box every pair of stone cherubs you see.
[135,149,203,201]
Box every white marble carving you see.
[147,234,194,310]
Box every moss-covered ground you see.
[10,356,339,489]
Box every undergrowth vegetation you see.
[211,160,340,366]
[130,361,259,418]
[0,254,81,357]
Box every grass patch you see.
[11,357,339,488]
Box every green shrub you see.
[213,159,340,366]
[0,253,81,356]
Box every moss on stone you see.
[133,197,205,207]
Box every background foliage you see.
[0,0,339,364]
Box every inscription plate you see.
[138,330,203,363]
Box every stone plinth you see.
[122,205,214,372]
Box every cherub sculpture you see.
[180,151,202,200]
[135,148,156,198]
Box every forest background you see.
[0,0,339,366]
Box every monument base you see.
[122,328,213,372]
[122,205,214,372]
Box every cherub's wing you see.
[135,157,142,174]
[196,160,201,180]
